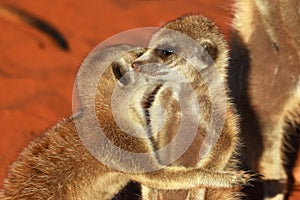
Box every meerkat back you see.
[230,0,300,199]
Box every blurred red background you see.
[0,0,299,199]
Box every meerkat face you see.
[147,15,229,81]
[110,47,166,138]
[130,28,219,86]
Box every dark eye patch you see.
[155,48,174,58]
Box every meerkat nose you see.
[132,61,142,72]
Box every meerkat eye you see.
[155,48,174,58]
[200,40,218,61]
[112,63,130,85]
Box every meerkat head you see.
[110,47,163,136]
[75,44,159,142]
[131,14,229,82]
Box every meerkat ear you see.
[200,40,218,61]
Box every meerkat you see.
[130,14,255,200]
[229,0,300,199]
[0,41,256,199]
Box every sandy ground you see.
[0,0,299,199]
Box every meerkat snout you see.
[132,61,142,72]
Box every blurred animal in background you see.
[230,0,300,199]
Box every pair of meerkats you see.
[1,0,299,199]
[1,14,252,200]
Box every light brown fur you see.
[131,15,253,200]
[0,41,255,199]
[230,0,300,199]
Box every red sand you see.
[0,0,299,199]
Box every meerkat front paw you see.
[231,170,263,189]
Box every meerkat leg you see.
[258,131,287,200]
[128,166,256,190]
[280,96,300,199]
[259,89,300,200]
[282,122,300,199]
